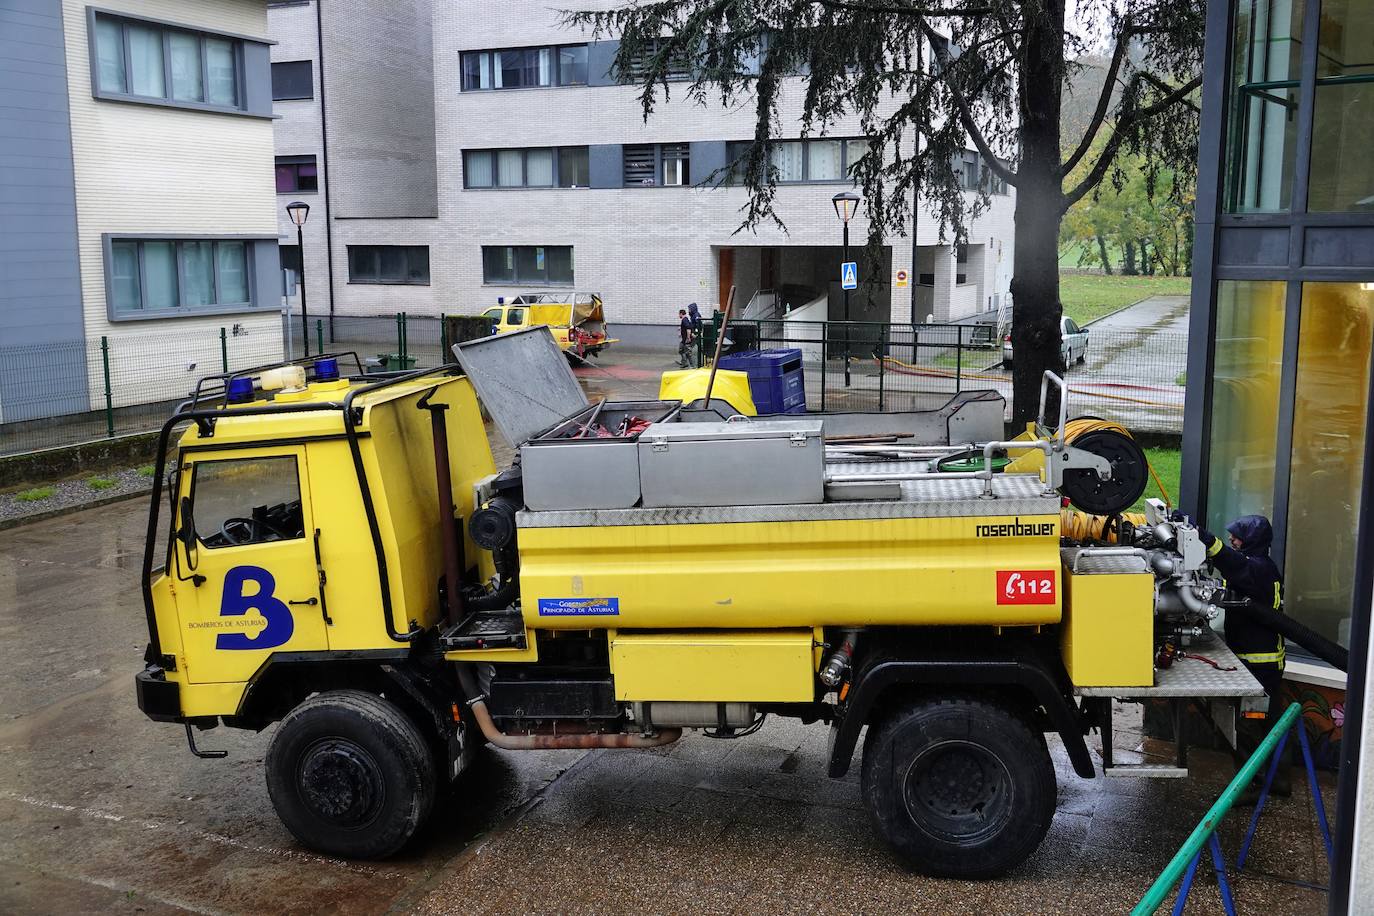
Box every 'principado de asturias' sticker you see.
[537,597,620,617]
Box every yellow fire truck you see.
[136,329,1263,878]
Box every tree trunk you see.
[1183,214,1195,275]
[1141,238,1155,275]
[1124,240,1138,275]
[1095,233,1113,275]
[1009,0,1067,426]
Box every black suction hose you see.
[1225,600,1350,672]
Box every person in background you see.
[677,308,695,368]
[1194,514,1290,801]
[687,302,702,334]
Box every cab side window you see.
[192,456,304,548]
[506,307,525,325]
[482,307,502,320]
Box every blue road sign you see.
[841,261,858,290]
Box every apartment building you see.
[268,1,1014,337]
[0,0,282,423]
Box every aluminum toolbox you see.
[452,327,681,510]
[637,419,825,508]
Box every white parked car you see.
[1002,316,1089,370]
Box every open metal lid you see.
[452,326,588,446]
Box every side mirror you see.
[178,495,199,570]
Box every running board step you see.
[1103,764,1189,778]
[440,611,527,651]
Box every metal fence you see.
[708,318,1188,434]
[0,310,1186,459]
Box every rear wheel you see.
[861,696,1055,879]
[266,689,437,859]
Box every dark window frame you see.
[87,8,259,117]
[346,245,431,286]
[727,137,871,185]
[271,59,313,100]
[623,143,693,188]
[275,154,318,193]
[103,234,262,321]
[460,43,590,91]
[480,245,575,285]
[462,146,590,189]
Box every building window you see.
[624,145,657,185]
[1283,283,1374,646]
[1306,0,1374,212]
[461,45,588,91]
[107,238,254,316]
[463,147,590,189]
[91,12,245,111]
[1224,0,1303,213]
[272,60,313,100]
[620,37,692,82]
[481,246,574,284]
[275,155,318,193]
[347,246,430,285]
[727,138,871,184]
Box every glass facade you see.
[1206,281,1287,530]
[1225,0,1304,212]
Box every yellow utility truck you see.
[136,329,1263,878]
[481,292,615,360]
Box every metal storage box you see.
[637,419,825,508]
[453,327,680,511]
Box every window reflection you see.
[1207,281,1286,531]
[1284,283,1373,647]
[1307,0,1374,211]
[1225,0,1304,212]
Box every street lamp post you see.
[832,191,860,388]
[286,201,311,358]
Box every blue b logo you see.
[216,565,294,650]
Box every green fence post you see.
[440,312,448,360]
[316,319,324,357]
[402,312,408,363]
[955,325,964,392]
[1131,703,1303,915]
[219,327,229,374]
[100,336,114,438]
[395,312,404,363]
[819,322,827,413]
[878,324,887,411]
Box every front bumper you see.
[136,667,182,722]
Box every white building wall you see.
[62,0,282,407]
[269,0,330,320]
[269,0,1015,331]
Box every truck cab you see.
[481,292,614,360]
[136,337,1265,876]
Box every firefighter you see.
[1194,514,1291,800]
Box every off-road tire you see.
[861,695,1055,879]
[266,689,437,859]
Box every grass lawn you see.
[1059,273,1192,325]
[1130,446,1182,514]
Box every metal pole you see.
[820,323,828,413]
[440,312,448,360]
[878,324,887,411]
[401,311,408,363]
[297,223,309,358]
[956,324,963,392]
[316,319,324,357]
[100,336,114,438]
[842,221,851,388]
[219,327,228,374]
[396,312,403,366]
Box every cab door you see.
[172,447,328,685]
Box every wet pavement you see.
[0,369,1336,915]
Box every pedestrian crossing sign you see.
[841,261,858,290]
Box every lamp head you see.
[286,200,311,227]
[831,191,860,224]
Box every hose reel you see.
[1057,419,1150,516]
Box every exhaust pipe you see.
[455,664,681,750]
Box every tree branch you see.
[1061,28,1129,177]
[919,19,1019,187]
[811,0,993,17]
[1062,75,1202,209]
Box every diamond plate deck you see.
[517,472,1060,528]
[1075,634,1265,697]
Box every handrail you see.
[1131,703,1303,915]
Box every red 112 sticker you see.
[996,570,1057,605]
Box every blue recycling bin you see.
[716,348,807,415]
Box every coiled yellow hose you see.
[1061,417,1173,506]
[1060,508,1149,543]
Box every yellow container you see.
[610,629,815,702]
[658,367,757,415]
[1060,561,1155,687]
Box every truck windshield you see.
[191,456,304,548]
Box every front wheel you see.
[266,690,437,859]
[860,695,1055,879]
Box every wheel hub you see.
[298,739,385,827]
[903,739,1013,836]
